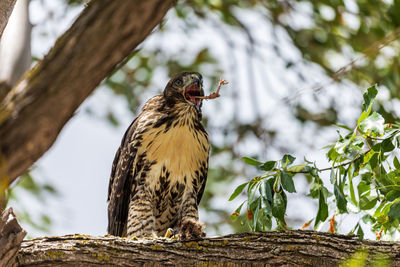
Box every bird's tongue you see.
[189,96,201,107]
[185,84,202,107]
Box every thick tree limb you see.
[17,231,400,266]
[0,207,26,267]
[0,0,176,184]
[0,0,17,39]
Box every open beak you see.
[183,77,203,110]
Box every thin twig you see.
[284,150,372,174]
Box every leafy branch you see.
[230,85,400,239]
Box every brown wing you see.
[107,117,138,236]
[196,154,209,206]
[196,125,209,206]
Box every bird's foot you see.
[165,228,180,240]
[180,219,205,240]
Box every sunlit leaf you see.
[242,157,262,166]
[229,182,248,201]
[359,196,378,210]
[260,179,272,201]
[261,195,271,215]
[287,164,307,173]
[359,112,385,136]
[330,168,335,184]
[362,84,378,114]
[272,192,286,221]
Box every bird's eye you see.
[174,79,183,86]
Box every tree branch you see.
[16,231,400,266]
[0,0,176,184]
[0,0,17,39]
[0,207,26,267]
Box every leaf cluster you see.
[231,85,400,238]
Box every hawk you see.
[107,72,209,239]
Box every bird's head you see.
[164,72,204,111]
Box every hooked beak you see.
[183,77,203,110]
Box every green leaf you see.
[372,143,381,152]
[303,166,319,177]
[253,198,261,231]
[330,168,335,184]
[231,201,245,221]
[326,147,340,162]
[309,182,322,199]
[282,154,296,166]
[348,168,357,205]
[261,195,272,215]
[394,157,400,170]
[260,161,276,171]
[362,84,378,114]
[248,180,259,204]
[374,202,392,218]
[357,224,364,240]
[315,190,328,227]
[334,183,348,213]
[381,138,395,153]
[272,192,286,221]
[287,164,307,172]
[260,179,272,201]
[388,201,400,221]
[229,182,248,201]
[359,112,385,136]
[386,190,400,202]
[242,157,262,166]
[280,170,296,193]
[368,153,379,170]
[359,196,378,210]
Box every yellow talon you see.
[165,228,180,239]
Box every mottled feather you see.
[107,72,209,239]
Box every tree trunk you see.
[16,231,400,266]
[0,0,17,39]
[0,0,176,186]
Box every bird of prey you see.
[107,72,209,239]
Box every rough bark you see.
[0,207,26,267]
[0,0,176,185]
[0,0,17,39]
[16,231,400,266]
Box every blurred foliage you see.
[6,171,58,236]
[25,0,399,236]
[340,249,391,267]
[94,0,400,235]
[233,86,400,240]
